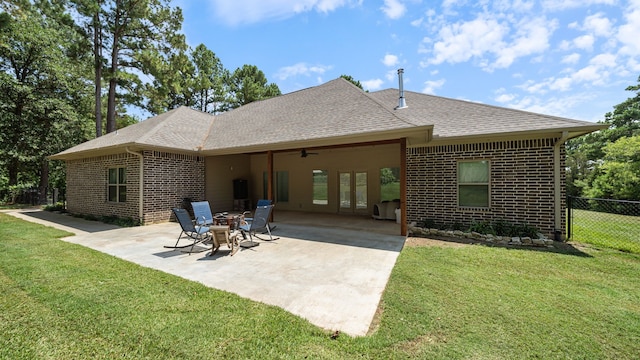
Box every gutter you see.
[554,131,570,239]
[126,147,144,224]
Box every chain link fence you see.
[567,196,640,254]
[1,187,65,207]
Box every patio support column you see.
[267,150,274,221]
[400,138,407,236]
[554,131,569,239]
[126,147,144,224]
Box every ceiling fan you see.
[300,149,319,158]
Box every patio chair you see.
[239,204,279,248]
[209,225,240,256]
[191,201,214,226]
[242,199,276,231]
[165,208,211,255]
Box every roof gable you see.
[51,106,214,159]
[201,78,421,152]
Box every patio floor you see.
[6,209,405,337]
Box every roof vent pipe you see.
[395,68,407,109]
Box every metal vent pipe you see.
[396,68,407,109]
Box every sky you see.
[173,0,640,122]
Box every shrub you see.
[44,202,66,212]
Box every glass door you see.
[339,171,368,213]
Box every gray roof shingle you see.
[367,88,604,139]
[51,77,606,160]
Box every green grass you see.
[380,182,400,202]
[2,213,639,359]
[571,209,640,254]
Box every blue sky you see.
[174,0,640,122]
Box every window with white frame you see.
[107,167,126,202]
[457,160,489,208]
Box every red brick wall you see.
[65,151,205,224]
[406,138,565,237]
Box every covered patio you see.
[7,209,405,337]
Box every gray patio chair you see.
[241,199,276,231]
[191,201,214,226]
[239,204,279,248]
[165,207,211,255]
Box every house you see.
[50,75,606,237]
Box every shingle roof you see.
[201,78,421,152]
[51,77,606,160]
[51,106,214,159]
[367,89,606,139]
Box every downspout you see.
[126,147,144,224]
[554,131,570,240]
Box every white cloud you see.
[382,54,399,67]
[541,0,616,11]
[491,17,557,70]
[519,52,617,95]
[617,6,640,55]
[274,63,332,80]
[427,14,509,66]
[562,53,581,64]
[210,0,356,25]
[362,78,385,91]
[495,93,516,103]
[424,15,556,71]
[583,13,614,37]
[422,79,445,94]
[381,0,406,20]
[573,34,595,50]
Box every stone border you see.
[408,223,555,248]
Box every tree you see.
[71,0,185,134]
[583,136,640,200]
[566,75,640,198]
[228,64,281,109]
[191,44,229,114]
[340,74,364,91]
[0,2,93,201]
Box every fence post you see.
[566,195,572,240]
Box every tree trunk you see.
[106,4,120,134]
[8,158,19,186]
[94,8,103,137]
[38,160,49,204]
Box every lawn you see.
[570,209,640,254]
[1,213,639,359]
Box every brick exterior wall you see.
[406,138,566,237]
[66,153,141,221]
[142,151,205,224]
[65,151,205,224]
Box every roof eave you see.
[421,125,608,146]
[200,126,434,156]
[49,143,204,161]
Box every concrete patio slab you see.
[5,209,405,336]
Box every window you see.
[263,171,289,203]
[312,170,328,205]
[107,167,126,202]
[458,161,489,207]
[380,167,400,202]
[276,171,289,202]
